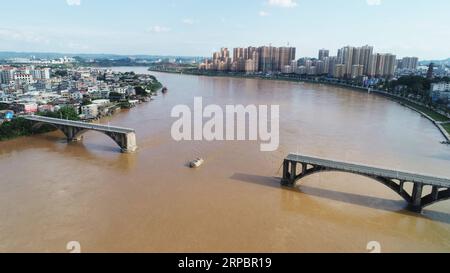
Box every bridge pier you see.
[61,126,84,142]
[431,186,439,201]
[410,184,424,213]
[280,154,450,214]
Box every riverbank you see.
[149,68,450,141]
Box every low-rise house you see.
[12,102,38,114]
[70,91,83,101]
[126,86,136,96]
[431,82,450,92]
[60,90,70,99]
[38,104,55,113]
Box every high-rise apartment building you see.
[318,49,329,61]
[399,57,419,70]
[337,46,355,77]
[258,46,273,73]
[279,47,296,71]
[359,45,374,75]
[201,43,397,79]
[257,46,295,73]
[384,53,397,77]
[212,48,231,71]
[0,67,16,84]
[374,53,396,78]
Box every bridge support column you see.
[431,186,440,201]
[61,126,83,142]
[410,183,424,212]
[301,163,307,175]
[290,162,297,183]
[282,160,290,186]
[121,132,138,153]
[399,181,405,194]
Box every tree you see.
[109,92,125,102]
[40,106,80,121]
[81,98,92,106]
[53,70,68,77]
[135,86,149,96]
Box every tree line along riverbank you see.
[0,107,80,141]
[148,67,450,140]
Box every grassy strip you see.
[442,124,450,135]
[395,98,449,122]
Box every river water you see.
[1,67,449,252]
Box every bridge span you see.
[25,115,137,153]
[281,154,450,213]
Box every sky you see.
[0,0,448,59]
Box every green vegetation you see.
[388,76,450,101]
[443,124,450,135]
[40,106,80,121]
[395,97,449,122]
[146,80,163,93]
[81,98,92,106]
[134,86,149,96]
[0,118,34,141]
[53,69,68,77]
[77,58,142,67]
[0,106,80,141]
[118,101,132,109]
[109,92,126,102]
[0,103,9,111]
[388,76,431,96]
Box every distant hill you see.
[419,58,450,66]
[0,51,204,61]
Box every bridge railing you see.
[25,115,135,134]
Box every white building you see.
[431,82,450,92]
[31,68,51,80]
[14,73,34,85]
[92,99,110,106]
[81,104,99,118]
[60,90,70,99]
[0,68,16,84]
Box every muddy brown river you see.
[1,67,449,252]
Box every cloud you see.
[147,25,171,33]
[259,11,270,17]
[0,28,50,44]
[366,0,382,5]
[182,19,195,25]
[267,0,298,8]
[66,0,81,6]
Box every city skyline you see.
[0,0,449,59]
[199,44,419,80]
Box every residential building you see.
[81,104,99,118]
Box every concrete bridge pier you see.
[117,132,138,153]
[61,126,84,142]
[410,184,424,213]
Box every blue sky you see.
[0,0,448,59]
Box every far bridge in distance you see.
[281,154,450,213]
[25,115,138,153]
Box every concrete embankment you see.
[370,90,450,142]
